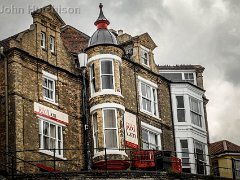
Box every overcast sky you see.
[0,0,240,145]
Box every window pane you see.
[49,91,53,99]
[102,75,113,89]
[101,61,113,74]
[141,83,146,97]
[104,109,116,128]
[43,78,47,87]
[189,73,194,79]
[146,85,151,98]
[93,113,98,131]
[149,132,157,145]
[58,141,61,155]
[58,127,61,140]
[146,99,151,112]
[50,124,56,138]
[91,64,95,77]
[50,138,56,150]
[141,48,149,65]
[142,142,148,150]
[43,122,49,135]
[105,130,117,148]
[177,109,185,122]
[152,89,156,101]
[142,98,147,110]
[142,129,148,141]
[176,96,184,108]
[153,102,157,116]
[182,158,190,166]
[48,80,53,89]
[43,137,49,149]
[180,140,188,148]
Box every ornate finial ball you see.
[99,3,103,9]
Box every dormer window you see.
[183,73,194,84]
[50,36,55,53]
[41,32,46,49]
[140,46,149,66]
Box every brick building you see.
[0,4,177,174]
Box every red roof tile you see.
[209,140,240,155]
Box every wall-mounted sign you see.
[124,112,138,149]
[34,102,68,125]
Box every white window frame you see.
[176,95,185,122]
[92,112,99,152]
[41,32,46,49]
[138,76,159,118]
[100,60,115,91]
[183,72,195,84]
[140,45,150,67]
[90,63,96,95]
[180,139,190,169]
[141,122,161,150]
[50,36,55,53]
[189,96,202,127]
[42,71,57,104]
[39,117,64,158]
[194,140,207,175]
[102,108,119,149]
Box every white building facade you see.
[159,67,210,175]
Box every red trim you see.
[97,22,108,29]
[36,164,61,172]
[125,141,138,149]
[93,160,130,170]
[171,157,182,173]
[35,111,68,125]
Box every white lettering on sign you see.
[34,102,68,125]
[124,112,138,149]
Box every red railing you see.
[131,150,156,169]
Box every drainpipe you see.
[79,53,91,170]
[0,46,9,170]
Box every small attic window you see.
[140,46,150,66]
[41,32,46,49]
[50,36,55,53]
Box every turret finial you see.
[94,3,110,28]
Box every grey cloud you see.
[1,0,240,145]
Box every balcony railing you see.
[0,148,239,179]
